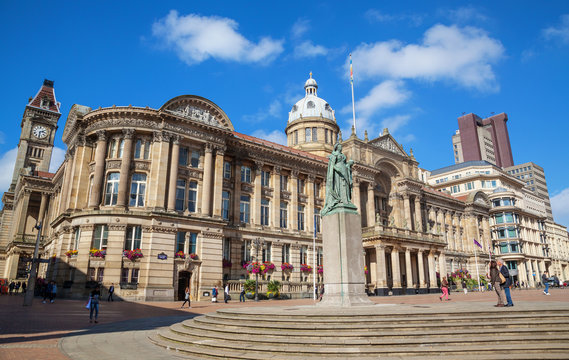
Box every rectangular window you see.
[88,268,96,281]
[297,178,305,194]
[175,179,186,211]
[280,202,288,228]
[189,232,197,254]
[314,209,321,233]
[92,225,108,249]
[325,129,329,144]
[143,140,151,160]
[240,195,250,223]
[73,228,81,250]
[104,173,120,205]
[222,191,230,220]
[317,247,323,266]
[260,198,270,226]
[97,268,105,282]
[125,225,142,250]
[507,227,517,238]
[280,175,288,191]
[504,213,514,223]
[223,161,232,179]
[223,238,231,261]
[495,214,504,224]
[506,260,518,270]
[300,245,307,264]
[491,180,497,187]
[298,205,305,231]
[129,173,146,207]
[262,242,272,262]
[500,242,509,254]
[480,180,486,188]
[261,170,270,187]
[466,182,473,190]
[118,139,125,158]
[243,239,251,262]
[131,268,139,283]
[294,130,298,145]
[179,147,188,166]
[312,127,317,141]
[134,139,142,159]
[188,181,198,212]
[305,128,311,142]
[241,166,251,183]
[121,268,129,284]
[510,242,519,253]
[282,244,290,263]
[314,182,320,198]
[176,232,186,253]
[190,150,200,168]
[108,139,117,158]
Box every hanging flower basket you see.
[364,265,369,275]
[65,250,78,258]
[174,251,186,259]
[223,258,232,268]
[317,265,323,274]
[263,261,275,273]
[281,262,294,272]
[300,264,312,274]
[123,249,143,261]
[89,249,106,259]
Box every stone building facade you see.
[3,77,553,301]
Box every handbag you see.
[85,298,91,309]
[499,272,506,284]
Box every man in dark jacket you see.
[542,271,551,295]
[497,258,514,307]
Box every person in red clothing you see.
[439,276,450,301]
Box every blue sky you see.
[1,1,568,225]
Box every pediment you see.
[369,135,407,157]
[160,95,234,131]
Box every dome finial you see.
[309,71,312,78]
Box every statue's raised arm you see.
[321,143,358,216]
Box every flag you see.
[473,239,482,249]
[349,54,354,83]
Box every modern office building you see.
[452,112,514,168]
[505,162,553,221]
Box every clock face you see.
[33,125,48,139]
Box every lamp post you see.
[23,222,42,307]
[253,237,265,302]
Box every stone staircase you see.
[148,304,569,359]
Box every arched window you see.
[307,101,315,109]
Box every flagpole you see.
[474,244,481,292]
[350,53,357,135]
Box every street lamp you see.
[252,237,265,302]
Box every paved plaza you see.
[1,288,568,360]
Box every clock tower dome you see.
[9,79,61,191]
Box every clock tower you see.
[9,79,61,191]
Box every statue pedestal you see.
[318,211,374,307]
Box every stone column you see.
[252,161,263,225]
[272,167,281,227]
[306,175,315,234]
[375,244,387,295]
[403,195,412,230]
[60,152,74,211]
[405,247,413,293]
[428,251,437,289]
[116,129,134,209]
[482,217,491,252]
[166,135,180,211]
[15,190,32,235]
[212,146,225,218]
[290,170,299,230]
[232,162,242,224]
[352,179,361,215]
[518,260,527,286]
[390,194,401,228]
[69,136,91,210]
[436,209,445,236]
[414,196,423,232]
[147,131,171,210]
[201,144,214,216]
[367,183,375,227]
[391,247,402,294]
[446,211,454,250]
[417,250,426,290]
[439,252,447,278]
[88,130,107,208]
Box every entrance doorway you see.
[177,271,192,301]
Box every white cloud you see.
[552,188,569,227]
[49,147,66,173]
[0,148,17,194]
[381,114,412,134]
[351,24,505,91]
[543,14,569,44]
[291,18,310,39]
[294,41,329,58]
[443,6,489,23]
[251,129,287,146]
[152,10,284,65]
[242,99,283,124]
[365,9,424,26]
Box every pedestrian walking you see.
[42,281,53,303]
[439,276,450,301]
[107,283,115,301]
[180,286,191,308]
[542,271,551,295]
[15,282,21,294]
[497,258,514,307]
[319,284,324,301]
[239,284,245,302]
[489,260,506,307]
[212,286,218,303]
[461,279,467,295]
[8,281,15,295]
[89,286,101,323]
[224,283,229,303]
[50,281,57,303]
[21,281,27,294]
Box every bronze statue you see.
[321,143,358,216]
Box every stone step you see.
[191,315,569,332]
[173,321,569,342]
[149,330,568,359]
